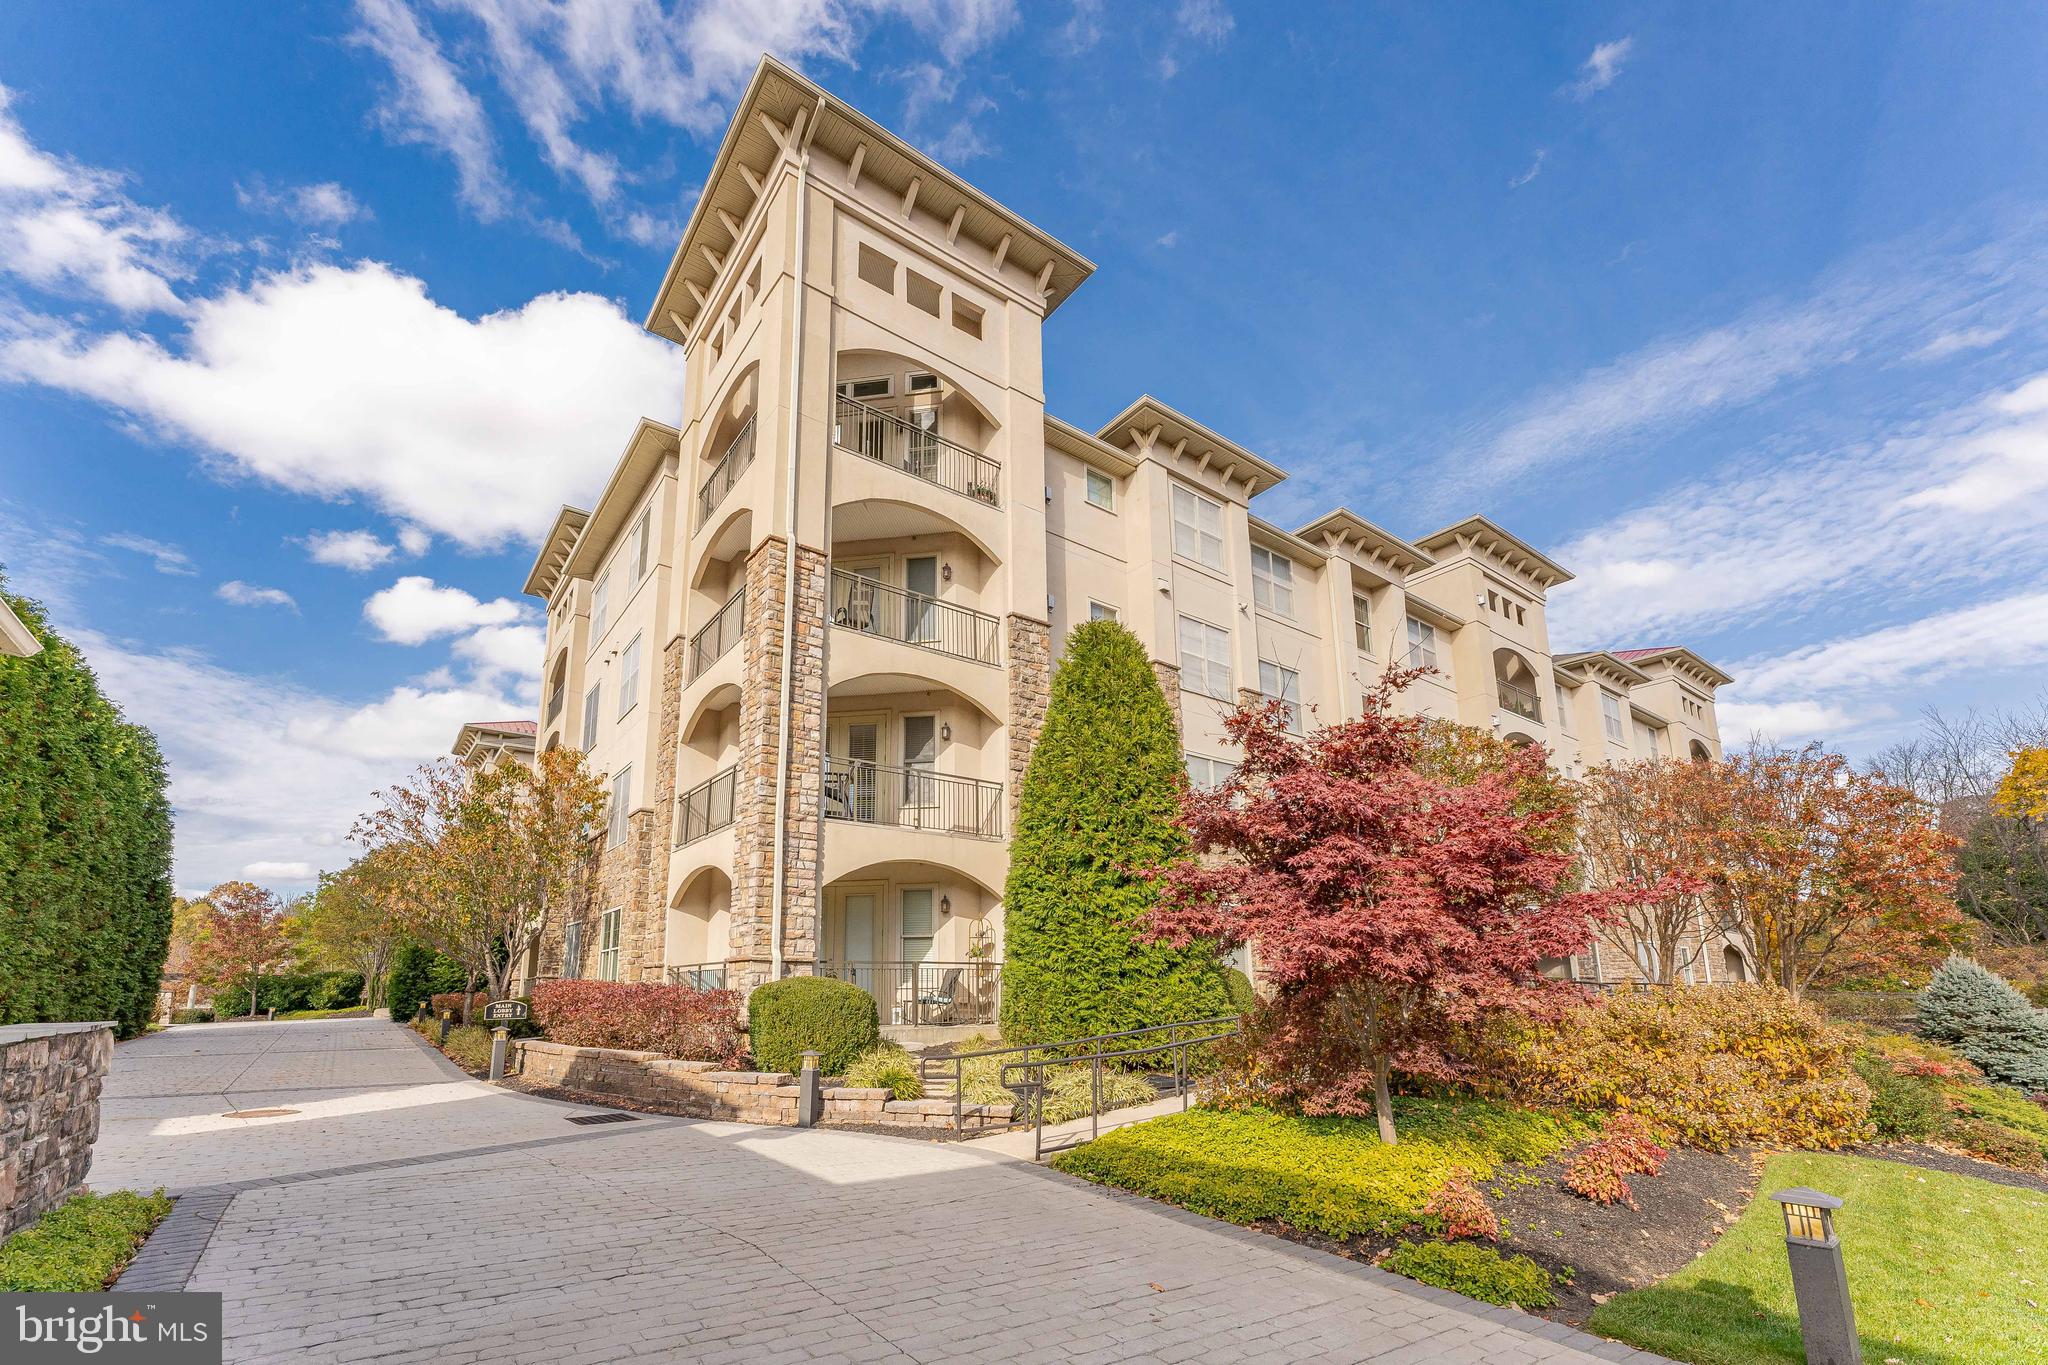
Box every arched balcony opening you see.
[830,500,1004,670]
[821,860,1002,1029]
[1492,647,1543,725]
[666,867,732,989]
[695,364,760,530]
[823,675,1005,840]
[544,651,569,735]
[1690,739,1713,763]
[1721,945,1750,982]
[834,349,1002,508]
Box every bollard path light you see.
[1770,1187,1860,1365]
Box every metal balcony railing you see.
[698,416,756,526]
[834,395,1000,507]
[688,587,746,681]
[545,683,565,724]
[823,757,1003,838]
[1497,678,1543,724]
[667,962,729,991]
[818,960,1001,1028]
[828,569,1001,667]
[674,766,737,847]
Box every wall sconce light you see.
[939,722,952,741]
[1770,1188,1859,1365]
[939,895,951,915]
[941,562,953,582]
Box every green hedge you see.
[746,976,878,1074]
[386,943,465,1026]
[1381,1241,1555,1309]
[169,1008,213,1025]
[0,582,173,1039]
[0,1189,172,1290]
[248,971,363,1014]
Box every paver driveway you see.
[97,1019,1663,1364]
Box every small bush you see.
[1852,1052,1947,1141]
[530,979,746,1065]
[1223,968,1256,1015]
[429,990,491,1022]
[1563,1115,1670,1209]
[843,1045,923,1100]
[747,977,879,1074]
[1421,1169,1498,1241]
[1381,1241,1554,1309]
[437,1025,494,1074]
[1953,1084,2048,1152]
[1505,984,1870,1150]
[1942,1117,2047,1171]
[386,943,465,1025]
[169,1008,213,1025]
[1037,1064,1157,1124]
[1917,957,2048,1091]
[0,1189,173,1291]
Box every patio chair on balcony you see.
[917,967,966,1025]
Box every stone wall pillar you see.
[1005,614,1052,826]
[1152,659,1184,735]
[730,536,827,991]
[1,1023,112,1238]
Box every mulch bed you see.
[1855,1140,2048,1194]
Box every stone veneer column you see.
[1005,615,1052,826]
[629,636,686,981]
[0,1023,112,1238]
[730,536,827,990]
[1152,660,1184,734]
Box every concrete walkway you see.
[98,1019,1666,1364]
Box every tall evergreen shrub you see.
[386,943,465,1025]
[999,620,1231,1043]
[1917,956,2048,1090]
[0,581,173,1037]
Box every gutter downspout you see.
[768,146,810,982]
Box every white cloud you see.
[236,178,367,227]
[304,528,395,572]
[1712,699,1858,743]
[0,83,189,313]
[0,260,681,548]
[364,575,524,644]
[453,621,544,681]
[216,580,298,610]
[1735,591,2048,702]
[1567,36,1634,99]
[350,0,512,219]
[100,532,196,576]
[1914,323,2012,361]
[243,860,316,882]
[1154,229,1180,249]
[1509,149,1547,189]
[285,680,522,760]
[1176,0,1234,43]
[396,525,433,556]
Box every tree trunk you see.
[1372,1054,1398,1146]
[462,969,478,1026]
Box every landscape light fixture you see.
[1769,1187,1860,1365]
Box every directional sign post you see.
[483,999,529,1081]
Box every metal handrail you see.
[667,962,728,990]
[698,416,756,525]
[834,394,1001,506]
[822,756,1003,838]
[828,569,1001,667]
[939,1015,1241,1156]
[688,587,746,680]
[1497,677,1542,723]
[673,765,737,846]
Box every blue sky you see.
[4,1,2048,895]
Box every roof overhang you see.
[1247,516,1327,566]
[0,598,40,657]
[1402,589,1467,632]
[1555,651,1652,690]
[646,55,1096,345]
[1044,414,1140,477]
[1096,395,1287,498]
[1295,508,1435,579]
[1613,645,1735,691]
[1415,515,1574,591]
[452,721,539,758]
[524,506,591,601]
[564,420,682,581]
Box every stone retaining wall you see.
[1,1022,114,1238]
[511,1039,1012,1130]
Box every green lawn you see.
[1049,1099,1589,1238]
[1589,1153,2048,1364]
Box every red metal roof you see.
[471,719,537,734]
[1610,648,1676,662]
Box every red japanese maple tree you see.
[1145,673,1635,1144]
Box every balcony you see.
[689,587,746,681]
[666,962,729,991]
[834,395,1000,507]
[1497,677,1543,724]
[823,757,1003,839]
[818,960,1000,1028]
[698,416,757,526]
[674,766,737,846]
[829,569,1001,667]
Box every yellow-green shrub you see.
[1505,985,1869,1150]
[843,1044,923,1100]
[1382,1241,1554,1309]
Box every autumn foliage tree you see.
[1577,759,1738,984]
[1717,742,1964,996]
[188,881,292,1018]
[1145,672,1631,1144]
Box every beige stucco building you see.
[518,57,1742,1020]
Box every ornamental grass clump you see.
[843,1044,923,1100]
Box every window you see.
[1352,594,1372,653]
[900,888,935,964]
[1554,685,1571,733]
[631,507,652,581]
[1251,546,1295,616]
[1084,468,1115,510]
[608,766,633,848]
[1406,617,1439,670]
[590,569,610,640]
[1186,754,1238,792]
[597,908,622,982]
[1088,601,1119,622]
[617,634,642,717]
[951,296,983,338]
[1601,692,1625,742]
[1633,720,1663,758]
[562,920,584,979]
[856,244,895,292]
[905,269,942,317]
[581,683,600,750]
[1177,615,1232,699]
[1259,660,1302,733]
[1170,485,1226,570]
[837,376,891,401]
[907,370,940,393]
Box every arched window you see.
[1722,946,1748,982]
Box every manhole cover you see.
[222,1108,299,1119]
[565,1112,638,1125]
